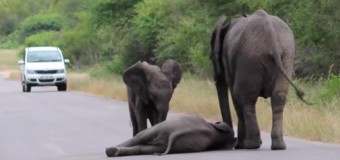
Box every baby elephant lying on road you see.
[106,114,237,157]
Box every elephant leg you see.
[158,110,168,123]
[106,146,120,157]
[270,50,293,150]
[233,71,262,149]
[149,109,158,126]
[115,136,140,148]
[128,105,138,136]
[106,128,160,157]
[231,93,246,149]
[243,102,262,149]
[108,145,166,157]
[271,87,288,150]
[233,94,261,149]
[148,103,169,126]
[117,126,157,147]
[216,72,233,127]
[135,101,148,134]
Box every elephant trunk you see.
[152,102,169,124]
[157,107,169,124]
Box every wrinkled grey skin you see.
[210,10,308,150]
[122,59,182,136]
[106,114,237,157]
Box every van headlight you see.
[26,70,35,74]
[56,69,65,73]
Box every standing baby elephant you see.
[122,59,182,136]
[106,114,237,157]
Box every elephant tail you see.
[266,16,312,105]
[210,15,229,76]
[271,44,312,105]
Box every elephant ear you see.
[122,61,148,102]
[210,121,233,133]
[161,59,182,89]
[210,15,229,76]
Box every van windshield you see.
[26,50,62,62]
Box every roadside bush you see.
[92,0,141,27]
[58,28,97,69]
[109,54,125,74]
[15,31,62,58]
[155,11,213,76]
[89,55,124,77]
[119,0,166,66]
[320,74,340,103]
[118,0,215,74]
[89,65,110,78]
[0,30,19,48]
[103,55,125,74]
[55,11,99,69]
[24,31,61,47]
[0,12,18,38]
[18,14,65,43]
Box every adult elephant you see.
[210,10,308,150]
[106,114,237,157]
[122,59,182,136]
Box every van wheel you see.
[23,82,31,92]
[57,83,67,91]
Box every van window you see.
[27,50,62,62]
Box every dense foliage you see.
[0,0,339,77]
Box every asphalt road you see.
[0,76,339,160]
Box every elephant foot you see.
[235,140,245,149]
[244,138,262,149]
[106,147,119,157]
[235,144,244,149]
[271,140,286,150]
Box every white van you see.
[18,46,70,92]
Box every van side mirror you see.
[18,60,24,65]
[64,59,70,64]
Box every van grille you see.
[35,70,57,74]
[39,79,54,82]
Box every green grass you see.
[0,49,20,69]
[1,49,340,143]
[67,72,128,101]
[0,49,21,79]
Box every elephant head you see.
[161,59,182,89]
[123,60,182,105]
[209,121,237,149]
[122,60,182,135]
[209,121,233,132]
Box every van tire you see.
[23,82,31,92]
[57,83,67,91]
